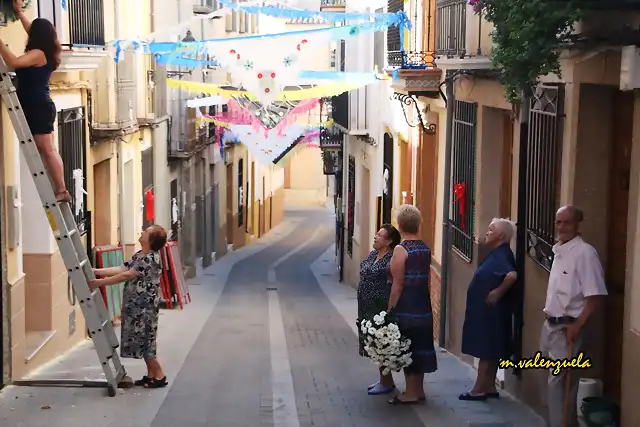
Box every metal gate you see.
[58,106,88,234]
[526,84,564,271]
[141,146,154,229]
[382,133,394,224]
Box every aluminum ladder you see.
[0,59,130,396]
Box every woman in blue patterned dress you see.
[357,224,401,395]
[387,205,438,405]
[90,225,168,389]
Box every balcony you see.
[139,62,169,126]
[320,0,345,11]
[40,0,107,70]
[193,0,221,14]
[320,126,343,150]
[91,52,139,141]
[387,0,443,95]
[434,0,495,68]
[168,107,215,159]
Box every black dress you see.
[357,250,392,357]
[461,243,516,360]
[15,63,56,135]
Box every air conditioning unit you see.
[620,46,640,91]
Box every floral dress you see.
[120,250,162,359]
[357,250,393,356]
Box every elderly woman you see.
[90,225,168,389]
[459,218,518,400]
[357,224,401,395]
[387,205,438,405]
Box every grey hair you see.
[491,218,515,244]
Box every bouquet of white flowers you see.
[357,310,413,375]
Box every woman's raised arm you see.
[14,0,31,33]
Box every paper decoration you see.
[453,183,466,233]
[217,0,411,29]
[167,78,374,104]
[145,189,155,222]
[72,169,87,217]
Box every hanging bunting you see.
[217,0,411,29]
[167,78,374,104]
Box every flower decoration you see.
[349,26,359,35]
[244,60,254,70]
[283,56,293,67]
[467,0,483,13]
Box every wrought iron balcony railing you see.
[435,0,466,57]
[320,126,343,150]
[387,51,436,69]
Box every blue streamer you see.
[218,0,411,30]
[298,70,376,83]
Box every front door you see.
[382,133,394,224]
[416,125,438,249]
[604,90,633,403]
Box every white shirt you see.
[543,236,608,318]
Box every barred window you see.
[450,100,477,260]
[525,84,564,271]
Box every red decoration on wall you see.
[145,189,155,222]
[297,44,301,51]
[453,183,466,232]
[271,72,276,78]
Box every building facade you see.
[333,0,640,424]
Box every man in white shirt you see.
[540,206,608,427]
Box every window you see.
[450,100,477,260]
[386,0,403,66]
[239,11,246,33]
[374,7,385,71]
[237,158,244,226]
[58,107,88,234]
[436,0,467,56]
[347,156,356,257]
[526,84,564,271]
[208,105,216,138]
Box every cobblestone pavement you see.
[0,207,546,427]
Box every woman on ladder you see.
[0,0,69,202]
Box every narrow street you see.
[0,207,544,427]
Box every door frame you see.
[382,132,394,224]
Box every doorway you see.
[382,133,394,224]
[416,126,438,249]
[93,160,112,246]
[604,90,633,403]
[226,164,234,245]
[360,166,371,261]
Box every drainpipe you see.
[513,94,530,378]
[114,0,125,246]
[438,70,455,348]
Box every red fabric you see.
[145,189,155,222]
[453,183,466,232]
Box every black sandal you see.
[144,376,168,389]
[134,376,149,386]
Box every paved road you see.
[0,207,546,427]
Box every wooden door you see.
[226,164,234,245]
[605,90,633,403]
[416,126,438,250]
[499,112,514,219]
